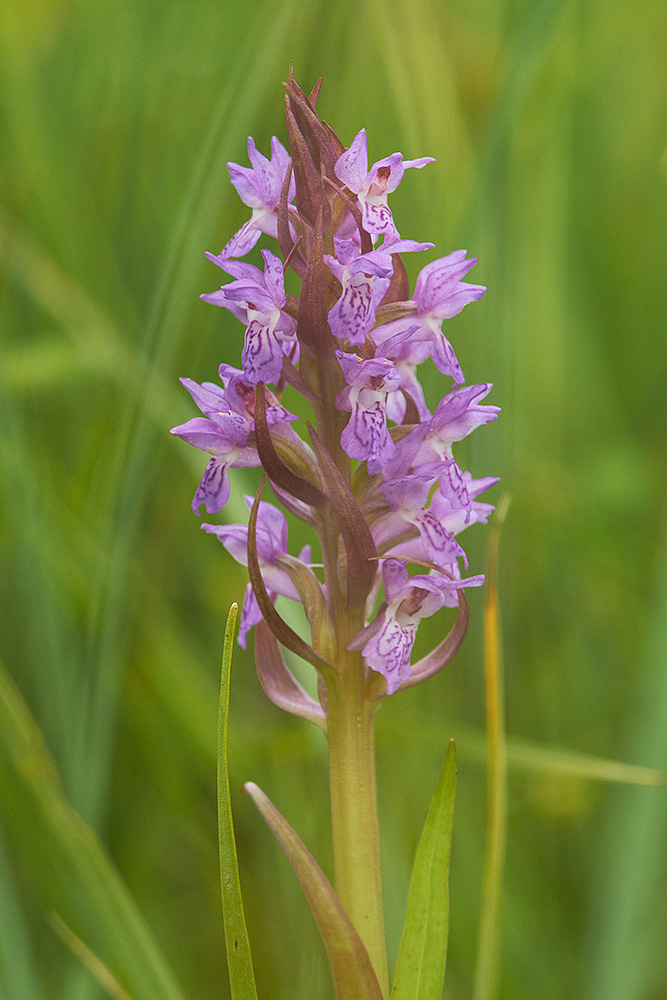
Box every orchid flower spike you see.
[172,73,498,702]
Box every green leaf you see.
[216,603,259,1000]
[0,657,188,1000]
[391,741,457,1000]
[244,782,384,1000]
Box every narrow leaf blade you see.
[391,742,457,1000]
[244,782,384,1000]
[217,603,259,1000]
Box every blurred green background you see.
[1,0,666,997]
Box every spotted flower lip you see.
[335,350,401,474]
[352,559,483,694]
[201,249,296,386]
[169,371,300,516]
[325,239,434,345]
[169,409,258,515]
[375,473,468,568]
[325,247,393,345]
[379,471,498,564]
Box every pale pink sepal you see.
[254,621,326,729]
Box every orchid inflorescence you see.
[171,71,498,705]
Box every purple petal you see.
[202,522,249,564]
[211,258,264,283]
[413,510,467,567]
[335,350,364,385]
[246,137,277,205]
[241,317,284,386]
[199,289,247,324]
[335,129,369,192]
[179,377,229,415]
[243,495,288,557]
[414,251,475,310]
[328,273,376,344]
[238,581,263,648]
[170,416,227,451]
[380,474,433,513]
[402,155,436,172]
[221,282,275,314]
[261,249,287,307]
[334,385,352,412]
[340,402,395,474]
[428,331,465,383]
[192,456,230,514]
[335,350,401,391]
[431,383,500,441]
[382,557,409,601]
[219,220,263,260]
[433,282,486,319]
[228,160,264,208]
[269,136,292,195]
[362,613,415,695]
[345,252,395,279]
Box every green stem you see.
[326,663,388,998]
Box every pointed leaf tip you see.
[244,782,384,1000]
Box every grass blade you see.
[390,741,457,1000]
[216,603,258,1000]
[0,657,188,1000]
[49,913,132,1000]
